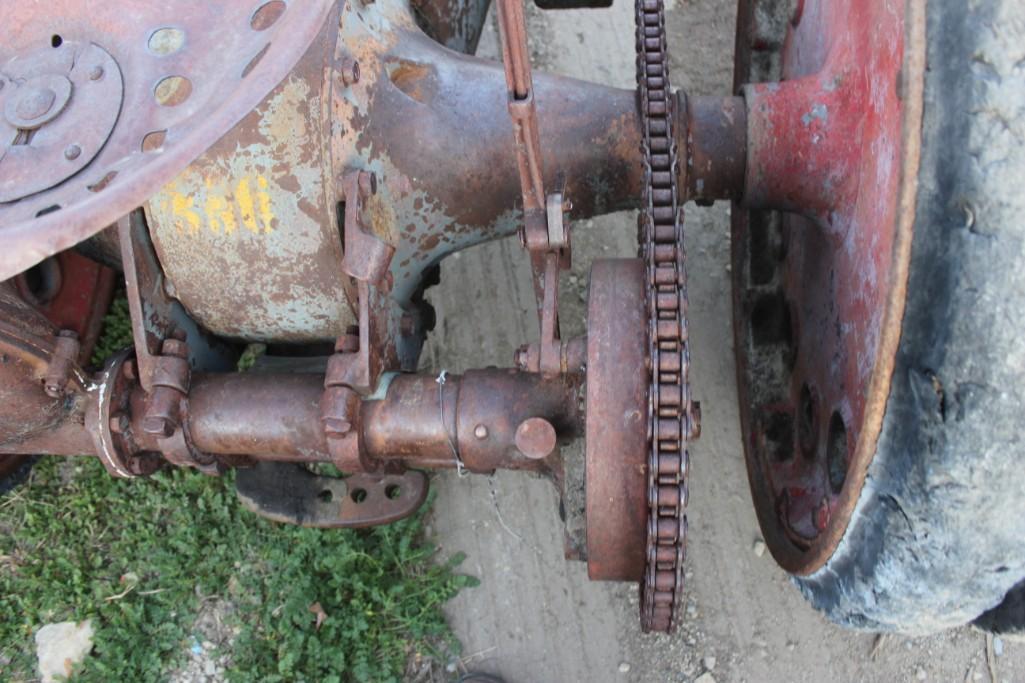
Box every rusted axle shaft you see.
[1,366,582,476]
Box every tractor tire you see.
[794,0,1025,633]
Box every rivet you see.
[89,65,104,81]
[64,144,81,161]
[474,424,489,440]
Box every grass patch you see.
[0,461,473,682]
[0,296,475,681]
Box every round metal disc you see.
[0,0,334,280]
[585,258,649,581]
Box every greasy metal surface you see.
[0,1,334,281]
[732,0,926,573]
[584,259,648,582]
[236,462,429,528]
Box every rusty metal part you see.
[236,462,428,528]
[117,210,236,388]
[341,170,395,287]
[585,259,649,582]
[732,0,925,574]
[634,0,697,633]
[43,330,80,398]
[0,284,88,449]
[143,3,642,347]
[515,335,586,375]
[514,417,557,460]
[0,43,122,204]
[411,0,493,55]
[85,350,162,478]
[141,331,190,438]
[0,1,335,281]
[362,369,583,473]
[679,95,747,204]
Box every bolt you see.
[142,415,174,438]
[357,170,377,199]
[88,65,104,81]
[474,424,489,440]
[122,359,136,380]
[340,58,360,87]
[514,417,557,460]
[64,144,81,161]
[15,86,56,121]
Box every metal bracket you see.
[235,462,428,528]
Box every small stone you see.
[702,655,717,671]
[994,637,1004,656]
[618,661,631,673]
[752,539,766,557]
[446,661,458,673]
[36,620,94,683]
[204,660,217,676]
[786,641,796,651]
[695,673,717,683]
[915,666,927,681]
[972,672,983,681]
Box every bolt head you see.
[474,424,489,440]
[64,144,81,161]
[15,86,56,121]
[88,65,104,81]
[515,417,557,460]
[142,416,174,438]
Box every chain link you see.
[635,0,695,633]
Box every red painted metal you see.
[734,0,925,572]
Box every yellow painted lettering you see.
[256,175,275,233]
[204,179,236,234]
[171,192,201,235]
[236,177,259,234]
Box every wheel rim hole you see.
[154,76,192,107]
[317,489,333,503]
[797,383,817,458]
[350,488,367,504]
[750,291,792,348]
[148,28,185,56]
[826,412,848,494]
[763,410,794,462]
[141,130,167,153]
[51,35,63,48]
[385,484,401,500]
[251,1,286,31]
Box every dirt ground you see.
[423,1,1025,681]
